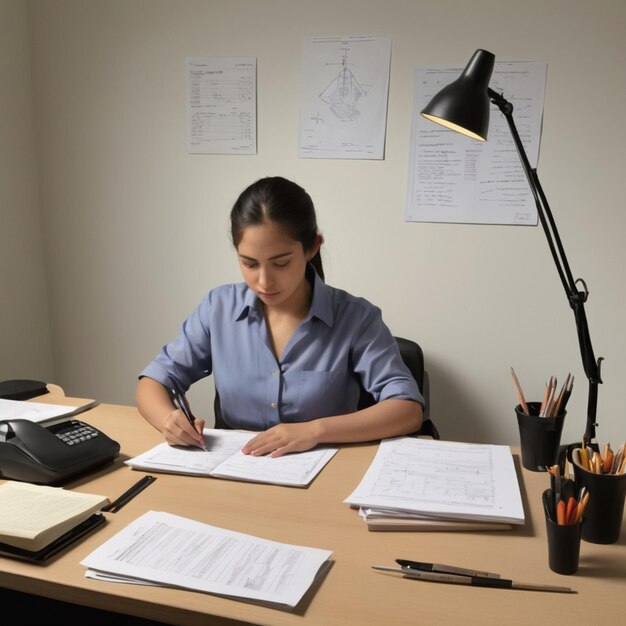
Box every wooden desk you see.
[1,390,625,625]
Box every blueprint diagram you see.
[299,35,391,159]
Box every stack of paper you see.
[0,481,109,560]
[0,397,98,423]
[359,509,513,532]
[82,510,332,611]
[345,437,524,530]
[126,429,337,487]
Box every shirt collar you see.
[236,286,262,322]
[306,265,333,327]
[235,264,334,327]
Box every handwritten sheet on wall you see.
[406,61,547,225]
[186,57,256,154]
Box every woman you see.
[136,176,423,457]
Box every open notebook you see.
[126,428,337,487]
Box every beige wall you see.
[8,0,626,445]
[1,0,53,383]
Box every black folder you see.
[0,513,106,564]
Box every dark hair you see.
[230,176,324,280]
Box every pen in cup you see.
[171,387,207,451]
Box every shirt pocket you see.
[297,370,351,419]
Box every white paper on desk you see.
[126,429,338,487]
[81,511,332,610]
[344,437,525,524]
[86,569,161,585]
[0,398,96,423]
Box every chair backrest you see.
[358,336,438,439]
[395,336,425,394]
[214,335,438,438]
[214,390,229,429]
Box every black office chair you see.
[357,336,439,439]
[215,336,439,438]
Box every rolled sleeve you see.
[351,306,424,406]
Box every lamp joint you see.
[488,88,513,115]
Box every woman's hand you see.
[241,421,322,458]
[160,408,206,449]
[240,399,422,458]
[136,376,205,449]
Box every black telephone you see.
[0,418,120,485]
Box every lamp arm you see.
[487,88,602,442]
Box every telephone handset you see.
[0,418,120,485]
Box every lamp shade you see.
[421,49,495,141]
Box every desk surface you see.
[1,389,625,626]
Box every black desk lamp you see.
[421,49,603,450]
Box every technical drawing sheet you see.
[298,35,391,159]
[344,437,525,524]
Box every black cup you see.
[572,450,626,544]
[543,490,581,575]
[516,402,565,471]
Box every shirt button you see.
[272,370,279,376]
[270,402,277,409]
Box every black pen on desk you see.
[102,475,157,513]
[373,566,575,594]
[396,559,500,579]
[171,388,207,451]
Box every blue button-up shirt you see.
[140,268,423,430]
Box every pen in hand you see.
[171,388,207,451]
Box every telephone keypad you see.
[50,420,100,446]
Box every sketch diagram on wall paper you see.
[319,50,367,122]
[298,35,391,160]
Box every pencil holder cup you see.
[543,490,581,575]
[516,402,566,471]
[572,449,626,544]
